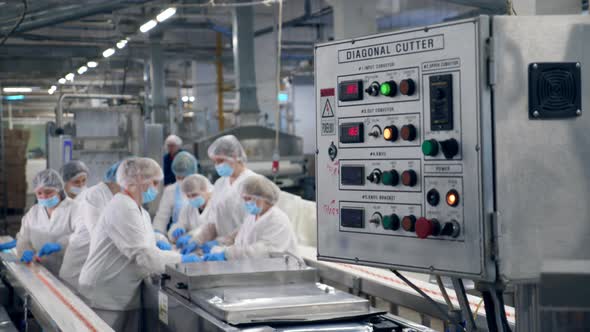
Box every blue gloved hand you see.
[38,243,62,257]
[20,250,34,263]
[181,241,199,255]
[176,234,192,249]
[156,240,172,251]
[172,227,186,239]
[201,240,219,254]
[0,239,17,250]
[203,251,226,262]
[181,254,203,263]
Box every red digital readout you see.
[348,126,360,137]
[345,84,358,95]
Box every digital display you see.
[338,80,363,102]
[429,74,453,131]
[341,208,365,228]
[340,122,364,143]
[341,166,365,186]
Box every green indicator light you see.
[422,139,439,156]
[380,82,391,96]
[383,216,393,230]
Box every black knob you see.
[365,81,380,97]
[401,170,417,187]
[366,169,382,184]
[328,142,337,161]
[400,124,417,141]
[440,220,461,238]
[427,189,440,206]
[402,215,416,232]
[440,138,459,159]
[400,79,416,96]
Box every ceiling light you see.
[116,39,128,49]
[156,7,176,22]
[58,78,66,84]
[48,88,55,95]
[87,61,98,68]
[4,95,24,101]
[140,20,157,33]
[189,96,195,102]
[3,87,32,93]
[77,66,88,75]
[184,112,194,117]
[102,48,115,58]
[65,73,75,81]
[181,96,189,102]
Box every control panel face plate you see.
[315,19,491,279]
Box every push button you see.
[401,215,416,232]
[401,170,417,187]
[416,218,441,239]
[381,170,399,186]
[422,139,439,156]
[400,124,417,141]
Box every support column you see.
[233,2,260,125]
[150,37,167,128]
[513,0,581,15]
[327,0,377,40]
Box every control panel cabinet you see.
[315,18,495,280]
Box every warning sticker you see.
[322,99,334,118]
[321,119,336,136]
[320,88,335,119]
[158,291,168,325]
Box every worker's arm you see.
[109,205,181,274]
[152,185,174,235]
[167,205,191,240]
[16,210,34,256]
[225,221,296,260]
[188,222,218,245]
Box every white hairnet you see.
[165,134,183,147]
[116,157,163,189]
[33,169,64,192]
[239,175,280,205]
[60,160,90,182]
[171,151,198,177]
[181,174,211,195]
[207,135,247,163]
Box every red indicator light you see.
[348,126,359,137]
[345,84,358,95]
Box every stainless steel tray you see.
[191,282,373,325]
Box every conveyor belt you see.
[0,243,113,332]
[298,245,515,327]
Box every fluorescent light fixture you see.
[189,96,195,102]
[181,96,189,102]
[65,73,75,81]
[87,61,98,68]
[116,39,128,49]
[77,66,88,75]
[58,78,66,84]
[184,112,194,117]
[3,87,32,93]
[140,20,157,33]
[156,7,176,22]
[4,95,24,101]
[102,48,115,58]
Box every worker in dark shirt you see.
[163,134,184,186]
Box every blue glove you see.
[203,251,226,262]
[181,254,203,263]
[176,234,192,249]
[20,250,34,263]
[38,243,62,257]
[156,240,172,251]
[181,241,199,255]
[172,228,186,239]
[0,239,17,250]
[201,240,219,254]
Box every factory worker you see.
[60,160,90,199]
[201,175,298,261]
[16,169,76,275]
[78,157,200,331]
[163,134,184,186]
[59,161,121,291]
[153,151,198,246]
[170,174,213,245]
[180,135,256,254]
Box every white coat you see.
[16,197,77,275]
[189,169,256,244]
[225,206,298,260]
[152,183,183,235]
[78,193,181,311]
[59,183,113,290]
[167,204,208,241]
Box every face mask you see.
[69,185,87,196]
[189,196,206,209]
[215,163,234,177]
[244,201,262,215]
[142,186,158,204]
[38,195,60,209]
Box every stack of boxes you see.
[0,129,30,212]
